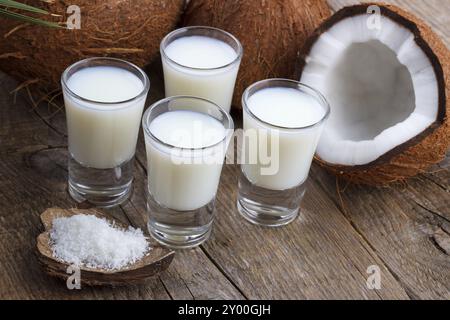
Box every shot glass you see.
[61,57,150,207]
[238,79,330,227]
[142,96,234,248]
[160,26,243,113]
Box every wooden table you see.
[0,0,449,300]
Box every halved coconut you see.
[299,3,449,185]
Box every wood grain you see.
[0,0,448,300]
[134,63,410,299]
[309,163,450,299]
[317,0,450,300]
[0,72,243,300]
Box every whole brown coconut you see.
[183,0,331,109]
[299,3,450,185]
[0,0,184,94]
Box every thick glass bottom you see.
[146,189,215,249]
[237,171,306,227]
[148,220,212,249]
[68,154,134,208]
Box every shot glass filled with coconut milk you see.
[160,26,243,113]
[142,96,234,248]
[61,57,150,207]
[238,79,330,226]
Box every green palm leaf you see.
[0,0,64,28]
[1,0,49,14]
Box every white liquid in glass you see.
[242,87,326,190]
[163,35,240,113]
[146,110,228,211]
[64,66,146,169]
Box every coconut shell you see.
[0,0,184,94]
[183,0,331,110]
[37,207,175,286]
[300,3,450,185]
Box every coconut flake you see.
[49,214,149,270]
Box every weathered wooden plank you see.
[0,148,170,299]
[35,60,245,300]
[32,62,410,299]
[195,163,409,299]
[0,72,243,300]
[189,0,449,299]
[0,0,448,300]
[422,152,450,195]
[130,66,409,299]
[309,0,450,300]
[123,61,244,299]
[120,162,245,300]
[0,72,171,299]
[310,163,450,299]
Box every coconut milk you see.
[162,35,240,113]
[242,87,326,190]
[146,110,227,211]
[64,66,146,169]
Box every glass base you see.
[146,190,215,249]
[237,198,299,227]
[237,171,306,227]
[68,155,134,208]
[148,221,212,249]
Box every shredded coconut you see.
[49,214,149,270]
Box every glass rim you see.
[142,95,234,151]
[242,78,331,131]
[160,26,243,72]
[61,57,150,106]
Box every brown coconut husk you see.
[0,0,184,106]
[183,0,331,110]
[301,3,450,186]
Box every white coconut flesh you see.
[301,14,439,166]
